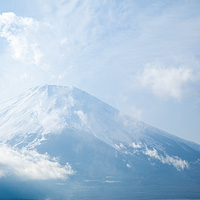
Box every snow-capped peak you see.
[0,85,199,172]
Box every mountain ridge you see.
[0,84,200,199]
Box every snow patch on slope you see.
[143,145,189,171]
[74,110,88,127]
[131,142,142,149]
[115,141,189,170]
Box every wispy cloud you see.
[0,0,200,143]
[0,145,74,180]
[137,62,200,99]
[0,12,42,65]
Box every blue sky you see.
[0,0,200,143]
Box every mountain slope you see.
[0,85,200,199]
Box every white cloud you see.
[138,63,199,99]
[0,12,42,65]
[0,145,74,180]
[143,146,189,171]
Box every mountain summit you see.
[0,85,200,199]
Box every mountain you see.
[0,84,200,200]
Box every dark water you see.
[1,177,200,200]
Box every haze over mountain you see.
[0,85,200,200]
